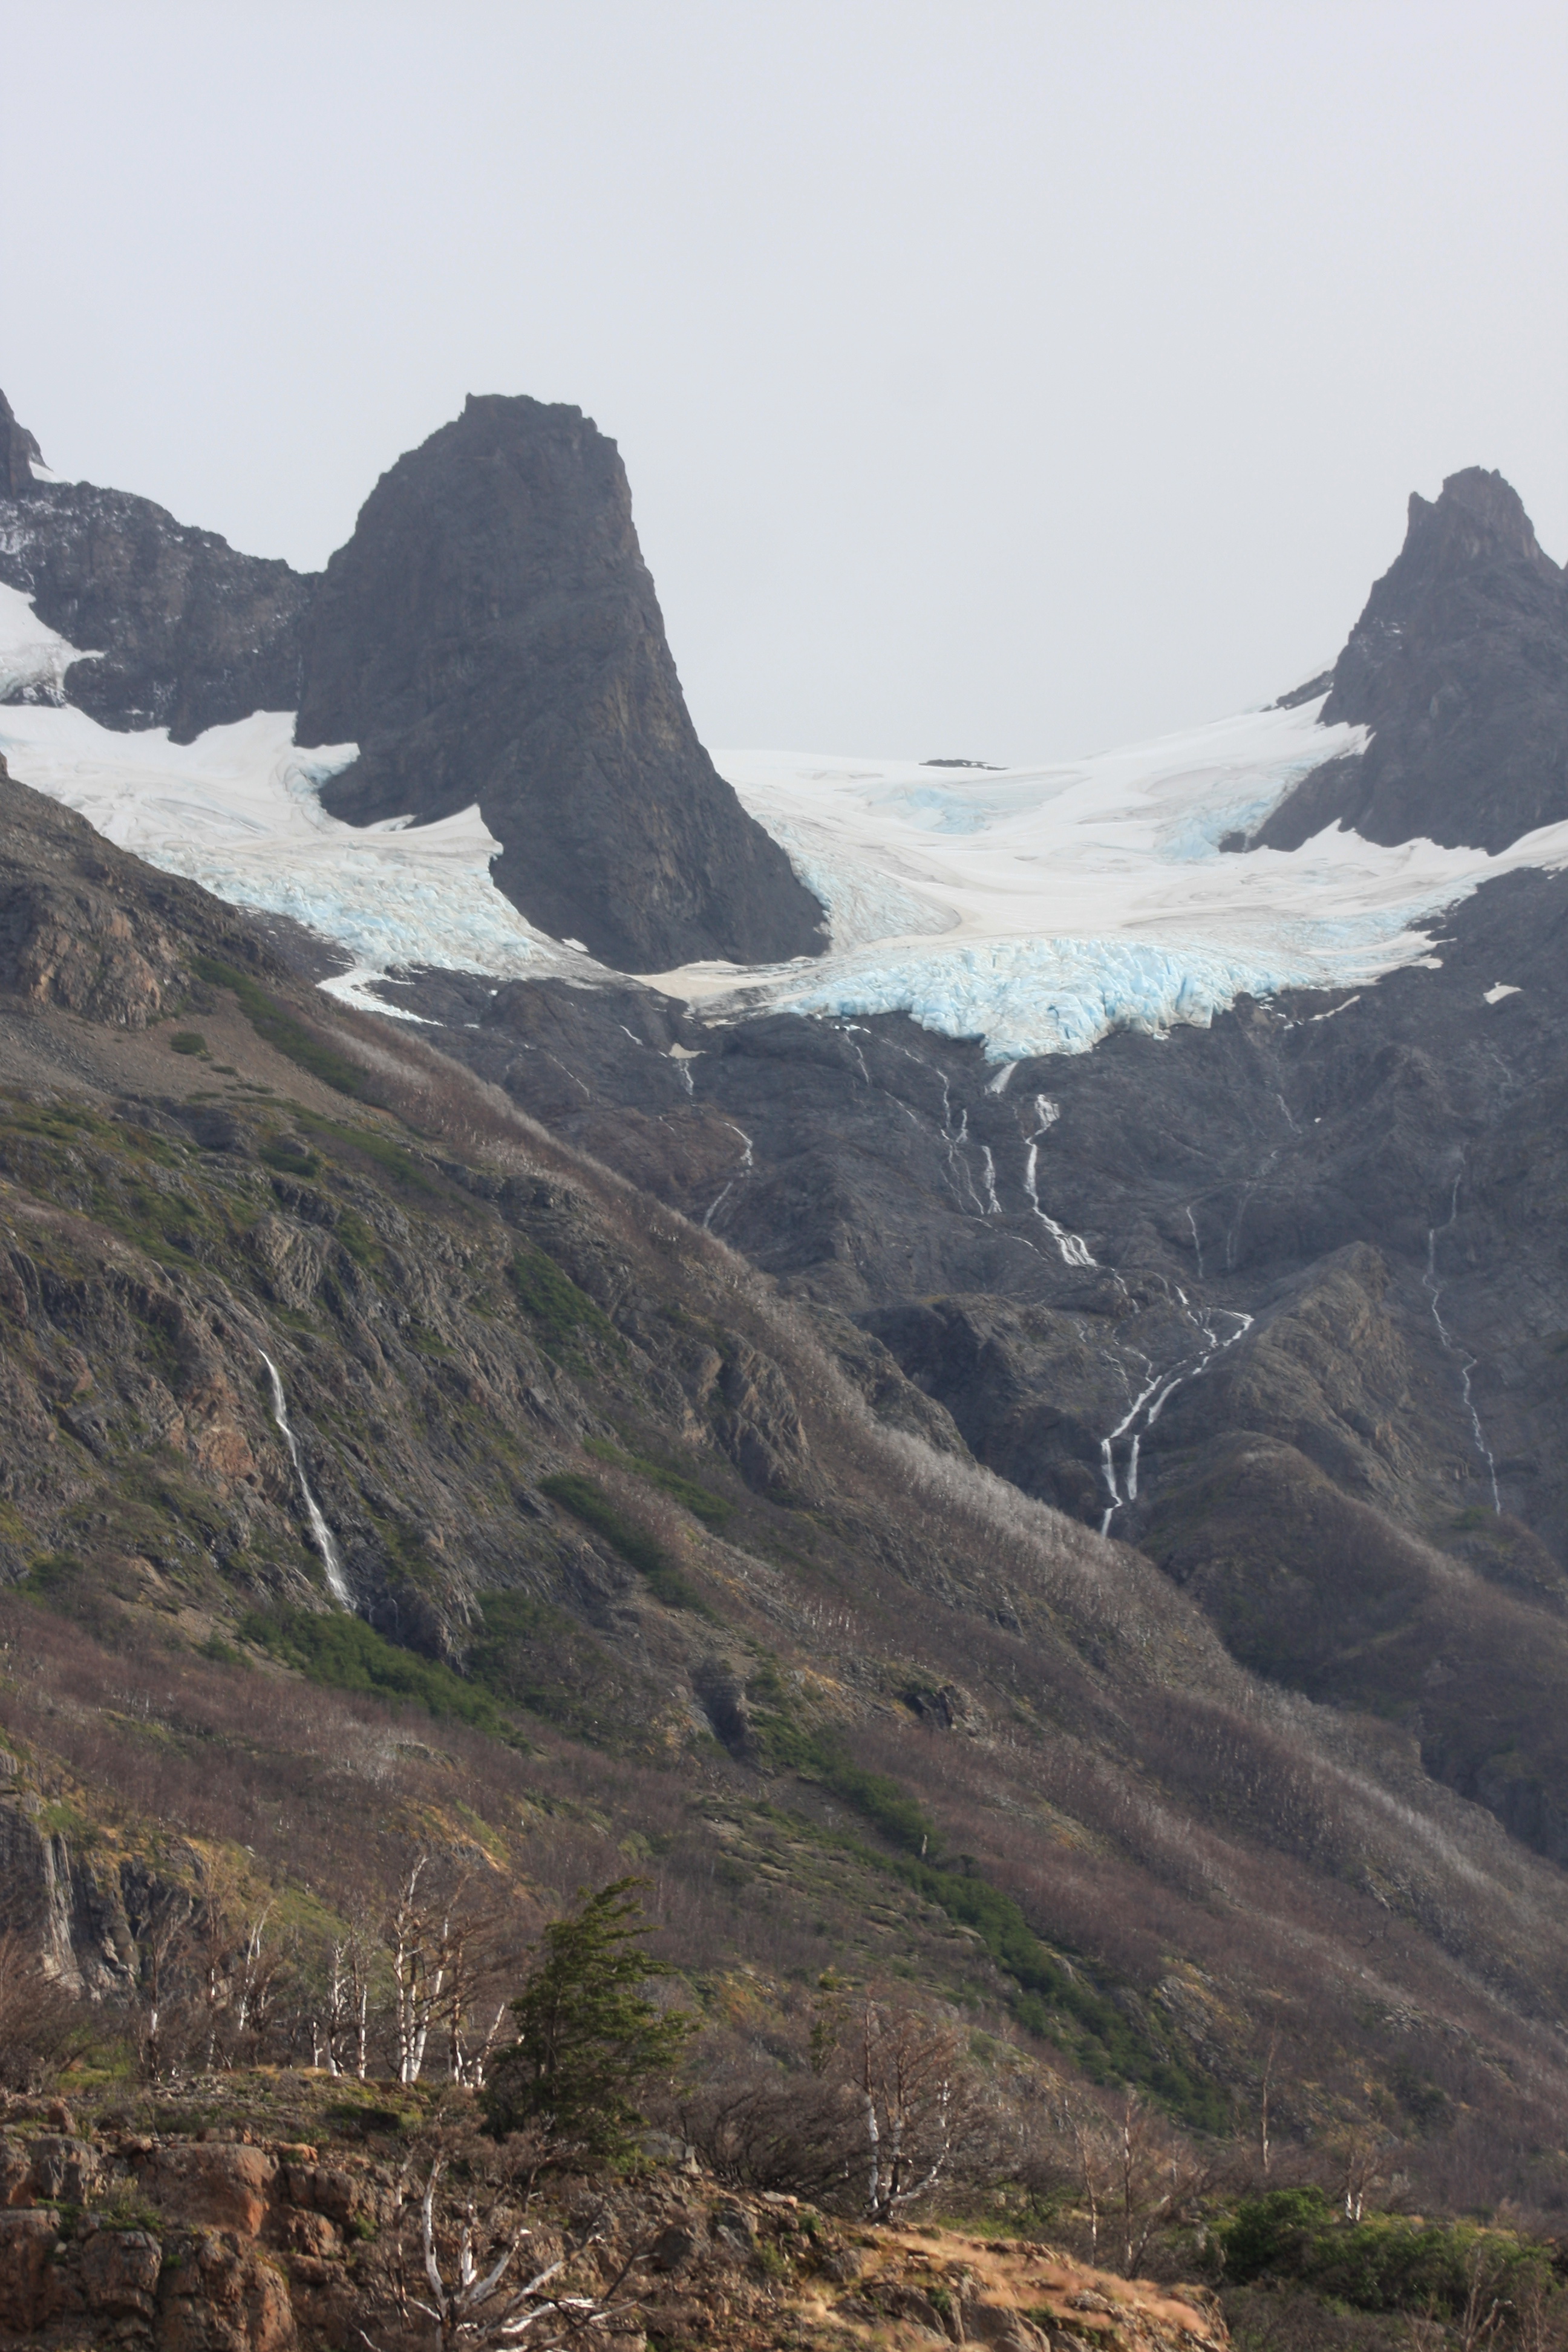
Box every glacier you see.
[4,578,1567,1060]
[661,716,1568,1057]
[0,582,594,1016]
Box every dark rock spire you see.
[0,388,44,498]
[296,393,825,973]
[1256,467,1568,854]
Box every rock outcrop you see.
[296,393,825,970]
[0,385,824,972]
[0,756,276,1025]
[1256,466,1568,851]
[0,398,315,741]
[0,391,43,503]
[0,2098,1232,2352]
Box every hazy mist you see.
[5,0,1566,765]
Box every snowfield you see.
[0,587,584,1018]
[665,717,1568,1054]
[4,579,1566,1057]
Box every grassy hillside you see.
[2,771,1568,2267]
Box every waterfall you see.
[259,1351,352,1607]
[1022,1096,1096,1267]
[702,1124,755,1230]
[1422,1177,1501,1512]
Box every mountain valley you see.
[2,386,1568,2348]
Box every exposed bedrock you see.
[296,392,826,971]
[1258,466,1568,852]
[396,856,1568,1863]
[0,394,316,740]
[0,384,825,973]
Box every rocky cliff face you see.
[0,391,43,502]
[423,852,1568,1869]
[0,2082,1232,2352]
[0,403,316,740]
[295,393,825,970]
[0,387,823,971]
[1256,467,1568,851]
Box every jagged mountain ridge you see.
[0,394,315,739]
[0,387,822,970]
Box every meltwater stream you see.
[260,1351,353,1607]
[1422,1175,1501,1513]
[1096,1305,1255,1536]
[1023,1097,1097,1268]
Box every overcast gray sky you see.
[5,1,1566,765]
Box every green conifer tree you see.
[480,1877,696,2163]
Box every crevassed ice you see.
[663,714,1568,1056]
[7,581,1568,1060]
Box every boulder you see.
[139,2145,278,2237]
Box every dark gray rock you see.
[296,392,825,971]
[0,394,316,740]
[0,388,43,500]
[1257,467,1568,852]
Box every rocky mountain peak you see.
[298,391,825,972]
[0,387,44,497]
[1255,463,1568,854]
[1415,465,1562,580]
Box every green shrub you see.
[292,1109,440,1196]
[241,1604,517,1740]
[1217,2189,1553,2314]
[584,1437,733,1528]
[169,1031,207,1056]
[758,1716,938,1855]
[192,956,365,1097]
[540,1473,711,1615]
[260,1137,321,1178]
[468,1589,625,1739]
[511,1247,620,1361]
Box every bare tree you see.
[128,1884,192,2082]
[384,2157,648,2352]
[0,1932,90,2091]
[388,1860,444,2087]
[1333,2130,1385,2225]
[384,1858,517,2089]
[319,1920,376,2079]
[1457,2242,1514,2352]
[812,1988,967,2224]
[191,1889,278,2069]
[1258,2025,1279,2180]
[1052,2086,1215,2277]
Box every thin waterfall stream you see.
[1422,1175,1500,1512]
[260,1351,353,1607]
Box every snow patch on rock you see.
[0,698,574,991]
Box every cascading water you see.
[1422,1175,1500,1512]
[1022,1096,1096,1267]
[702,1125,756,1230]
[260,1351,352,1606]
[1185,1204,1205,1278]
[1096,1304,1255,1535]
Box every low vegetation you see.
[192,952,368,1096]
